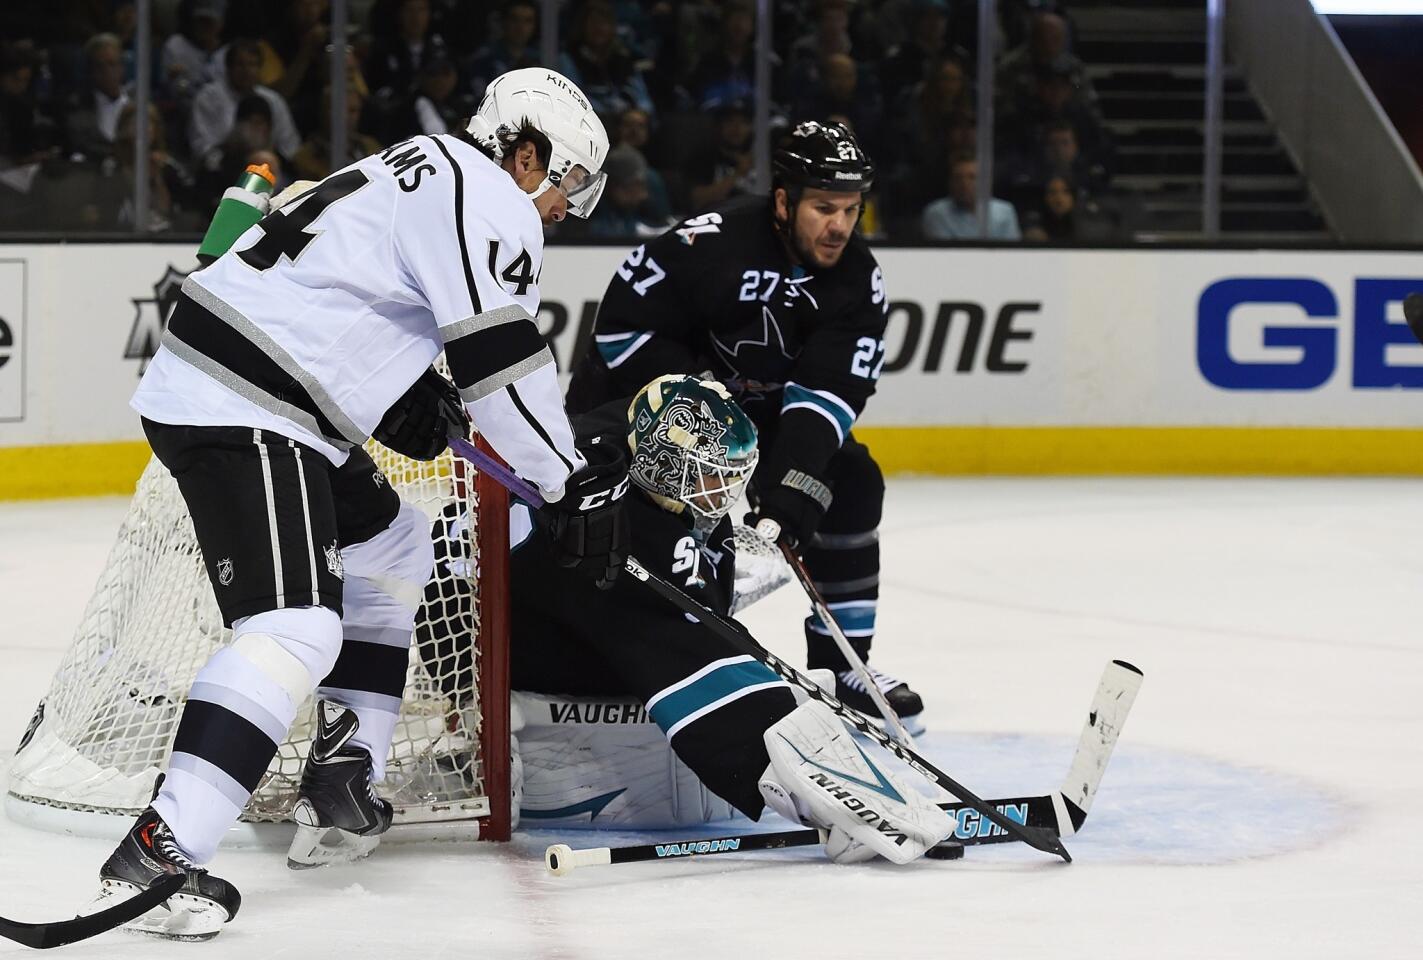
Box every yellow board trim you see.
[3,427,1423,500]
[0,442,153,500]
[855,426,1423,475]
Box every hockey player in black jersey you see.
[97,68,628,939]
[423,376,952,861]
[566,120,924,726]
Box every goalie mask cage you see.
[5,436,512,844]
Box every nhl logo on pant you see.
[324,542,344,580]
[217,558,234,586]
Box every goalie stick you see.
[447,437,1072,863]
[544,659,1142,874]
[0,873,185,950]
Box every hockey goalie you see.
[417,375,953,863]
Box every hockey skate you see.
[287,700,393,869]
[834,666,926,735]
[90,806,241,941]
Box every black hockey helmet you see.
[772,120,875,196]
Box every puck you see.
[924,841,964,861]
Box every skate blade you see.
[286,821,383,870]
[87,879,226,941]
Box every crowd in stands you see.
[0,0,1125,242]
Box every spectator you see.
[1,42,53,170]
[266,0,329,130]
[587,144,672,238]
[77,101,196,232]
[292,85,382,182]
[879,0,958,104]
[612,106,673,222]
[111,0,142,86]
[998,119,1109,210]
[1000,57,1110,170]
[1,42,56,227]
[367,0,449,99]
[791,0,852,61]
[161,0,227,106]
[686,98,754,212]
[193,93,276,210]
[997,11,1096,113]
[921,152,1020,240]
[190,38,300,162]
[63,33,129,162]
[465,0,541,102]
[560,0,654,120]
[687,0,755,110]
[395,56,466,137]
[784,0,851,106]
[1021,173,1117,241]
[792,53,882,159]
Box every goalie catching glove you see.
[373,366,471,461]
[546,438,631,589]
[759,701,953,864]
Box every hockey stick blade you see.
[1056,659,1143,834]
[0,873,185,950]
[1405,292,1423,346]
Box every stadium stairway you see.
[1071,0,1334,242]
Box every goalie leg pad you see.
[759,701,952,865]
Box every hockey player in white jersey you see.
[97,68,625,939]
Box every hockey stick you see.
[545,659,1143,874]
[0,873,185,950]
[776,541,916,747]
[447,437,1072,863]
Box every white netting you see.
[7,441,502,830]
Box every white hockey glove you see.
[759,701,953,864]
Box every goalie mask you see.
[467,67,609,218]
[627,376,758,533]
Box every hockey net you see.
[6,436,512,841]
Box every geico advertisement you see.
[2,243,1422,447]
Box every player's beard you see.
[780,202,849,270]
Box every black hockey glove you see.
[546,439,631,589]
[746,471,833,552]
[373,367,470,461]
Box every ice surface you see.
[1,478,1419,958]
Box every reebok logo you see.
[834,171,862,180]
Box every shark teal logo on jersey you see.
[125,266,189,376]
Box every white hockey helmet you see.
[467,67,610,218]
